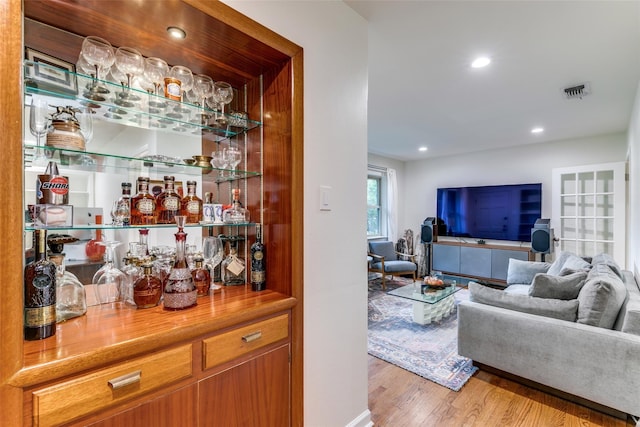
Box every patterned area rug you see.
[368,277,478,391]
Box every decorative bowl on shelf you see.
[192,155,213,173]
[183,158,196,165]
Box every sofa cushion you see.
[613,271,640,335]
[469,281,578,322]
[528,271,588,300]
[577,264,627,328]
[591,252,623,280]
[547,251,591,276]
[372,260,416,273]
[506,258,550,285]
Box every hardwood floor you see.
[368,356,635,427]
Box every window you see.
[367,171,385,237]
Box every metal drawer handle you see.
[108,370,141,390]
[242,331,262,343]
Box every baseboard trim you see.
[477,363,629,420]
[345,409,374,427]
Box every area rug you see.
[368,277,478,391]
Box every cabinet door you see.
[460,246,491,278]
[432,244,460,273]
[199,344,290,427]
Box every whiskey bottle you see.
[222,239,245,285]
[192,257,211,297]
[156,175,182,224]
[133,263,163,309]
[131,177,157,225]
[180,180,203,224]
[24,229,57,340]
[250,224,266,291]
[113,182,132,226]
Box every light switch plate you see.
[320,186,332,211]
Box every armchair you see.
[368,240,417,290]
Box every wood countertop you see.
[11,286,296,388]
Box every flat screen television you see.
[436,183,542,242]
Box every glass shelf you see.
[24,60,260,142]
[24,222,255,232]
[24,144,261,181]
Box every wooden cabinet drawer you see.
[203,314,289,370]
[31,344,193,427]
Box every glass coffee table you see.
[387,282,461,325]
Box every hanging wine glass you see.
[80,36,115,99]
[92,241,127,307]
[202,235,224,291]
[114,46,144,106]
[212,81,234,125]
[29,96,51,166]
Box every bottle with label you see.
[50,252,86,322]
[24,229,57,340]
[163,216,197,310]
[192,257,210,297]
[85,214,106,262]
[223,188,250,224]
[112,182,131,226]
[133,263,163,309]
[131,177,157,225]
[222,239,245,285]
[156,175,182,224]
[181,180,203,224]
[250,224,266,291]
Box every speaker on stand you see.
[531,218,554,262]
[421,217,436,276]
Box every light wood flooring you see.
[368,356,635,427]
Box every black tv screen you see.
[436,183,542,242]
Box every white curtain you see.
[386,168,398,243]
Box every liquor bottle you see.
[131,177,157,225]
[133,263,163,309]
[250,224,266,291]
[222,188,250,224]
[24,229,57,340]
[163,216,197,310]
[181,180,203,224]
[50,252,86,322]
[85,214,106,262]
[192,257,210,297]
[156,175,182,224]
[222,239,245,285]
[112,182,132,226]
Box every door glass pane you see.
[577,241,594,257]
[578,195,594,216]
[596,170,614,193]
[578,172,594,194]
[596,195,614,217]
[561,218,577,238]
[561,174,576,195]
[561,196,576,216]
[561,240,577,253]
[596,218,614,241]
[595,241,614,255]
[578,218,594,240]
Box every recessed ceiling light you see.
[471,57,491,68]
[531,127,544,134]
[167,26,187,40]
[418,146,428,152]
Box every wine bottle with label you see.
[24,229,57,340]
[250,224,266,291]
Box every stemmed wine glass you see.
[29,96,51,166]
[202,236,224,291]
[192,74,214,122]
[225,146,242,178]
[80,36,115,99]
[210,149,228,180]
[92,241,127,307]
[76,106,96,166]
[144,57,169,109]
[114,46,144,107]
[211,81,234,125]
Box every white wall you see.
[403,133,628,245]
[223,2,370,426]
[628,83,640,278]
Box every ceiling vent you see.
[563,82,591,100]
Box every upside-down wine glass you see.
[29,96,51,166]
[202,235,224,291]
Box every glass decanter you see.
[121,252,142,307]
[134,263,162,309]
[92,241,127,307]
[222,239,245,286]
[50,252,87,322]
[223,188,250,224]
[163,216,197,310]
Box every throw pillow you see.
[577,264,627,329]
[469,282,578,322]
[547,251,591,276]
[528,271,588,300]
[591,253,623,280]
[506,258,551,285]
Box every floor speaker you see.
[531,226,554,254]
[421,217,436,243]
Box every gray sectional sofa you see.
[458,251,640,421]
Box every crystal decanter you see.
[163,216,197,310]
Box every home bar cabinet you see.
[0,1,303,425]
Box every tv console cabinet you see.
[431,241,533,285]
